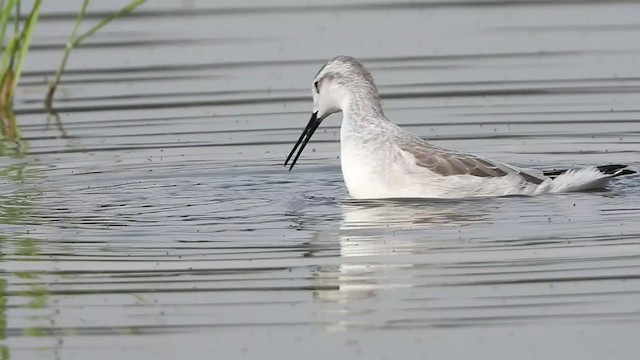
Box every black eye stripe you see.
[314,81,320,92]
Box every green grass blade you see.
[0,0,17,52]
[45,0,145,113]
[11,0,41,91]
[44,0,89,113]
[0,33,17,87]
[68,0,90,47]
[12,0,17,35]
[73,0,145,46]
[7,0,19,71]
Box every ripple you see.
[2,1,640,359]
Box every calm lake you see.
[2,0,640,359]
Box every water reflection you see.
[313,199,488,305]
[340,199,488,231]
[2,0,640,357]
[0,160,63,359]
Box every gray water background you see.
[1,0,640,359]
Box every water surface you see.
[2,0,640,359]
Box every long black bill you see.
[284,111,321,171]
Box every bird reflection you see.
[313,198,490,307]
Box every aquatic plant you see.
[0,0,41,141]
[45,0,147,113]
[0,0,146,142]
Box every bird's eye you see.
[314,81,320,93]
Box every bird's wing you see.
[396,135,547,185]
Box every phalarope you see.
[285,56,635,199]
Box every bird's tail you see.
[544,164,635,179]
[543,164,635,193]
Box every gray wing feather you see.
[397,136,547,185]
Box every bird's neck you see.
[341,90,385,125]
[340,91,390,143]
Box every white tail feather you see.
[548,167,611,193]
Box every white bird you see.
[285,56,635,199]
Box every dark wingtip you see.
[615,169,636,176]
[597,164,636,177]
[544,164,636,179]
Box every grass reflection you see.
[0,159,49,357]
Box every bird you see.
[284,55,636,199]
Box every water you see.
[2,0,640,359]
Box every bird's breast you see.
[339,132,399,198]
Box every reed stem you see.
[45,0,146,113]
[0,0,41,142]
